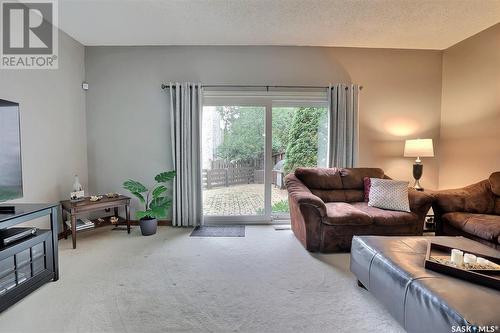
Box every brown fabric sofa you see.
[285,167,433,252]
[432,172,500,250]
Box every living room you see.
[0,1,499,332]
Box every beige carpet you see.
[0,226,404,333]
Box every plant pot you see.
[139,217,157,236]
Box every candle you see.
[450,249,463,266]
[463,253,477,264]
[477,257,489,265]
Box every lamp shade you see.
[404,139,434,157]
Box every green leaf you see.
[136,210,153,220]
[150,196,171,209]
[149,196,172,219]
[123,180,148,193]
[152,185,167,198]
[131,192,146,204]
[155,171,176,183]
[150,206,167,219]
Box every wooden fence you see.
[203,158,262,189]
[202,167,256,189]
[203,155,284,189]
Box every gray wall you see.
[85,46,352,213]
[0,31,87,227]
[85,45,443,215]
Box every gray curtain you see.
[328,84,360,168]
[169,83,203,227]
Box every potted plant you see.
[123,171,176,236]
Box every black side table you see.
[0,203,59,312]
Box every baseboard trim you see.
[57,219,172,240]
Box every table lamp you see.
[404,138,434,191]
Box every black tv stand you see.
[0,203,59,313]
[0,206,16,214]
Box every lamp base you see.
[412,162,424,191]
[412,179,424,191]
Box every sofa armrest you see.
[432,189,468,213]
[408,189,433,216]
[432,180,493,214]
[284,174,326,218]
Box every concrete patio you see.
[203,184,288,216]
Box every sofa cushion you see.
[296,167,382,203]
[351,202,418,226]
[489,172,500,196]
[368,178,411,212]
[442,212,500,243]
[324,202,372,226]
[345,190,365,202]
[310,189,346,203]
[339,168,385,189]
[312,189,365,203]
[295,167,343,190]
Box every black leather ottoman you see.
[350,236,500,332]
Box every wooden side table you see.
[60,195,131,249]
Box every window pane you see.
[271,106,328,215]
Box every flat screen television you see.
[0,100,23,203]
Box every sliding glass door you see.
[202,91,328,223]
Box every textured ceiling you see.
[59,0,500,49]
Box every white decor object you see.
[368,178,411,212]
[73,175,83,191]
[70,190,85,200]
[463,253,477,264]
[476,257,489,265]
[70,174,85,200]
[450,249,464,266]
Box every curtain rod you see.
[160,84,362,90]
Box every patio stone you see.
[203,184,288,216]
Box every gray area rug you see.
[190,225,245,237]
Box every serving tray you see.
[424,242,500,290]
